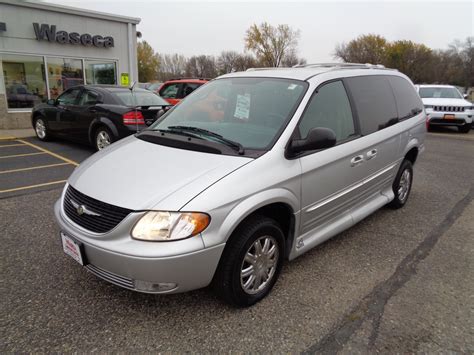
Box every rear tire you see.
[93,126,115,151]
[213,215,285,307]
[34,117,51,141]
[458,124,471,133]
[388,160,413,209]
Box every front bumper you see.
[54,199,225,294]
[426,111,473,126]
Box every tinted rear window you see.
[388,76,423,120]
[345,76,398,135]
[112,90,169,106]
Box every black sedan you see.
[31,85,171,151]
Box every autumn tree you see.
[245,22,301,67]
[137,41,159,82]
[334,34,388,64]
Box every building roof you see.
[0,0,141,24]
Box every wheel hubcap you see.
[96,131,111,150]
[240,236,279,295]
[397,169,411,202]
[35,119,46,139]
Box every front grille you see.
[85,264,135,289]
[434,106,465,112]
[63,185,133,233]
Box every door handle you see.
[366,149,377,160]
[350,155,364,167]
[88,107,98,113]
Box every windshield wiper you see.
[145,128,204,140]
[167,125,245,155]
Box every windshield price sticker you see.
[234,93,251,120]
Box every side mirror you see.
[463,94,468,99]
[288,127,336,156]
[47,99,56,105]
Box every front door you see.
[51,88,83,134]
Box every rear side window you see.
[345,76,398,135]
[388,76,423,120]
[298,80,355,142]
[183,83,202,97]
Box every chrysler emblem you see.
[70,199,101,217]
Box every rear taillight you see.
[123,111,145,125]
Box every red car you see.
[157,78,209,105]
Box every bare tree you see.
[245,22,300,67]
[185,55,217,78]
[157,53,187,81]
[217,51,240,74]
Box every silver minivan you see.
[55,63,426,306]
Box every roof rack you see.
[292,62,386,69]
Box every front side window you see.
[57,88,82,105]
[150,77,307,150]
[1,53,47,109]
[47,57,84,99]
[298,80,355,142]
[160,83,181,99]
[418,87,462,99]
[183,83,202,97]
[85,61,116,85]
[345,76,398,135]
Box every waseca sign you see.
[33,23,114,48]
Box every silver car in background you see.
[55,63,426,306]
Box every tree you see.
[334,34,388,64]
[137,41,159,82]
[157,53,187,81]
[185,55,217,78]
[245,22,301,67]
[217,51,240,74]
[281,49,307,67]
[385,40,434,83]
[233,54,258,72]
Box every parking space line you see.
[0,143,26,148]
[17,139,79,166]
[0,180,67,194]
[0,136,17,141]
[0,152,46,159]
[0,163,70,175]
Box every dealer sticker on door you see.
[61,232,84,265]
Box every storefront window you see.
[47,57,84,99]
[1,54,47,109]
[85,60,116,85]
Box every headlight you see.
[131,211,210,241]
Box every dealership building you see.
[0,0,140,129]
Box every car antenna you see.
[129,81,138,133]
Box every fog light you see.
[134,280,177,293]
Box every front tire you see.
[93,126,114,151]
[213,215,285,307]
[458,124,471,133]
[388,160,413,209]
[34,117,51,141]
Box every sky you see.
[46,1,473,62]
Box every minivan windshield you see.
[148,77,307,150]
[419,87,462,99]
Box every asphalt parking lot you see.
[1,129,473,353]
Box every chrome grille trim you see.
[85,264,135,289]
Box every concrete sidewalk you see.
[0,128,35,139]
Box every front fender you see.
[201,187,300,249]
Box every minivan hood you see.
[421,98,471,107]
[68,136,252,211]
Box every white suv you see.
[416,85,473,133]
